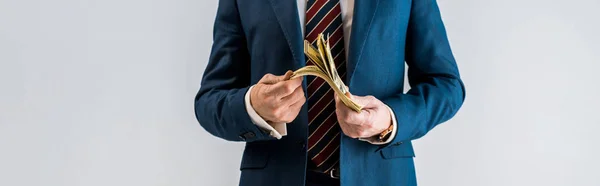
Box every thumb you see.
[342,91,366,108]
[351,95,379,109]
[260,70,293,84]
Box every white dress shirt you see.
[244,0,397,144]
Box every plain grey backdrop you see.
[1,0,599,185]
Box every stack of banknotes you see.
[291,34,363,112]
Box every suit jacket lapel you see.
[268,0,304,67]
[347,0,379,84]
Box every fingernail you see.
[283,71,293,80]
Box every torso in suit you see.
[194,0,466,185]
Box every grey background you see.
[1,0,599,185]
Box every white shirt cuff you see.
[245,85,287,139]
[359,104,398,145]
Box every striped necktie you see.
[305,0,346,173]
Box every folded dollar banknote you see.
[291,34,363,112]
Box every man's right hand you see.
[250,70,305,123]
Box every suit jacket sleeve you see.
[382,0,466,144]
[194,0,274,142]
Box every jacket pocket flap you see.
[240,144,270,170]
[380,142,415,159]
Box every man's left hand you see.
[334,92,392,139]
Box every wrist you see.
[378,122,394,142]
[376,107,394,141]
[249,84,259,110]
[249,84,266,119]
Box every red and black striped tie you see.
[305,0,346,173]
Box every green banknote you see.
[291,34,362,112]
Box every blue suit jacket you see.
[195,0,465,185]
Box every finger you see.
[282,70,293,81]
[260,71,293,84]
[338,104,371,127]
[335,97,354,125]
[281,85,305,104]
[259,73,277,84]
[281,96,305,123]
[335,93,350,113]
[352,95,379,109]
[281,107,300,123]
[271,76,303,98]
[338,122,356,138]
[288,94,306,111]
[335,92,359,114]
[342,90,360,107]
[288,75,303,86]
[341,123,361,139]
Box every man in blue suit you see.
[195,0,465,185]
